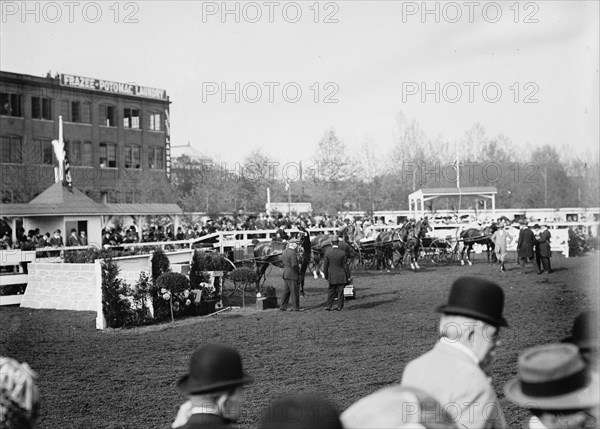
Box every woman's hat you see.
[437,277,507,327]
[178,344,253,394]
[504,343,599,409]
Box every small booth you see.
[408,187,498,220]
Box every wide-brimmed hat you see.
[437,277,507,327]
[178,344,253,394]
[340,385,457,428]
[504,343,599,409]
[259,393,342,429]
[562,311,599,350]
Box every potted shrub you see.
[229,267,258,308]
[156,271,191,322]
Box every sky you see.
[1,0,598,168]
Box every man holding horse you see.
[280,239,304,312]
[492,224,513,272]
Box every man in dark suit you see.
[536,224,552,274]
[280,239,303,312]
[324,235,351,311]
[170,344,253,429]
[297,226,311,297]
[516,221,535,274]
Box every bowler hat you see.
[259,393,342,429]
[562,311,599,350]
[178,344,253,394]
[437,277,507,327]
[504,343,599,409]
[340,385,456,429]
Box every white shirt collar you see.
[439,338,479,365]
[528,416,548,428]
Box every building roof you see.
[409,187,497,198]
[1,183,182,217]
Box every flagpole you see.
[456,139,462,213]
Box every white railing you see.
[0,250,36,305]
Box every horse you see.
[456,224,498,265]
[310,233,358,278]
[252,240,302,294]
[401,219,431,270]
[309,234,334,278]
[374,228,405,270]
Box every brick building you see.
[0,70,172,203]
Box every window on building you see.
[69,140,81,164]
[31,97,53,120]
[81,103,91,123]
[1,136,23,163]
[100,105,116,126]
[124,145,141,169]
[0,93,23,117]
[99,142,117,168]
[82,141,93,166]
[123,108,140,129]
[32,138,53,164]
[149,112,162,131]
[148,147,165,169]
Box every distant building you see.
[0,70,172,203]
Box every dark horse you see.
[252,240,302,295]
[456,224,498,265]
[309,233,358,278]
[374,228,405,270]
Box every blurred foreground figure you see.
[504,343,599,429]
[340,385,457,428]
[170,344,253,429]
[563,310,599,373]
[258,393,343,429]
[400,277,508,429]
[0,356,39,429]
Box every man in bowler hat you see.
[401,276,508,429]
[170,343,253,429]
[517,221,535,274]
[536,224,552,274]
[259,393,343,429]
[280,239,303,311]
[504,343,599,428]
[324,235,351,311]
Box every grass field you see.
[1,252,598,429]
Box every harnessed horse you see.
[456,224,498,265]
[374,228,405,270]
[252,240,303,293]
[401,219,431,270]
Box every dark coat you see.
[67,234,81,247]
[324,247,350,285]
[517,227,535,259]
[282,247,300,280]
[337,240,355,258]
[170,413,231,429]
[537,229,552,257]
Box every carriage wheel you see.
[430,239,452,265]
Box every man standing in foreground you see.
[492,224,513,272]
[517,221,535,274]
[536,224,552,274]
[401,276,508,429]
[323,235,351,311]
[170,344,253,429]
[280,239,303,312]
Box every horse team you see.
[249,220,500,293]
